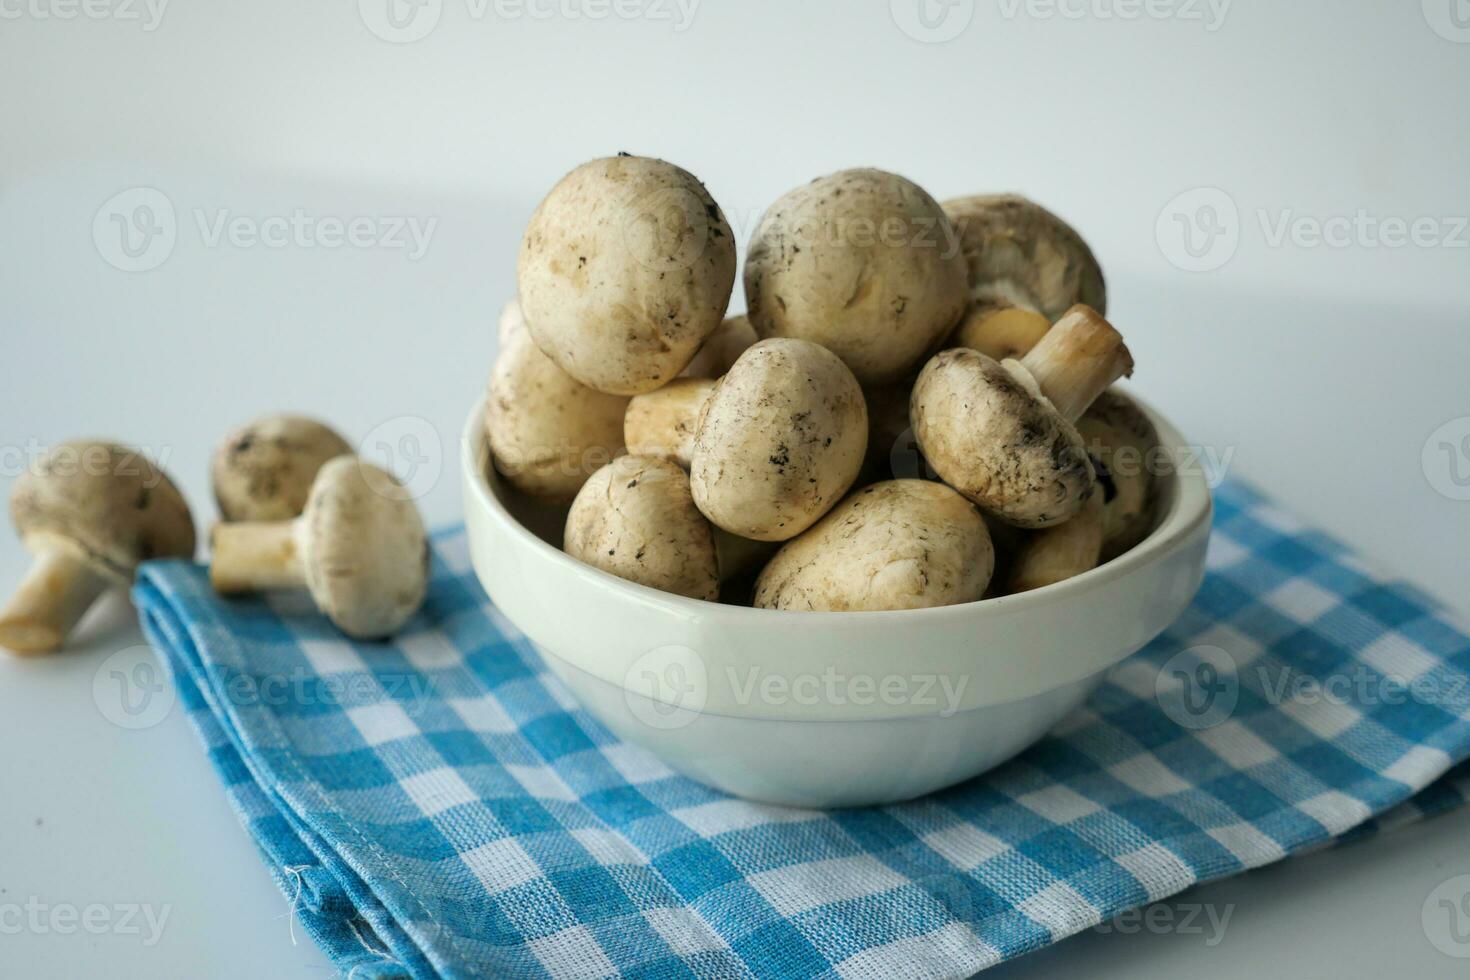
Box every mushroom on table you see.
[210,457,428,639]
[212,414,352,522]
[912,304,1134,528]
[0,440,195,654]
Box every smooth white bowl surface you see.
[461,396,1212,807]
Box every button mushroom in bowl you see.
[752,480,995,612]
[0,441,195,654]
[744,169,969,386]
[516,155,737,396]
[689,338,868,542]
[943,194,1106,362]
[912,304,1134,528]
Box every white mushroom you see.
[485,325,630,502]
[943,194,1106,360]
[212,415,353,522]
[680,314,758,379]
[690,338,868,542]
[564,456,720,600]
[744,169,969,386]
[912,305,1134,528]
[623,378,717,470]
[1078,390,1162,560]
[1004,492,1105,594]
[517,155,737,395]
[210,457,428,639]
[0,441,195,654]
[753,480,995,612]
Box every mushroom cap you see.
[212,415,353,522]
[690,338,868,542]
[911,348,1094,528]
[298,457,428,638]
[10,440,196,581]
[942,194,1106,321]
[744,168,969,386]
[517,155,737,395]
[679,314,758,379]
[753,480,995,612]
[1078,389,1161,558]
[564,455,719,601]
[485,325,630,502]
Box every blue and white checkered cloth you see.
[134,478,1470,979]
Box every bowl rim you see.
[461,390,1214,623]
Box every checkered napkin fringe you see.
[134,479,1470,980]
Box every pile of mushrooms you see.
[489,157,1164,611]
[0,155,1168,658]
[1,413,430,655]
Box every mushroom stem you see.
[1013,305,1133,424]
[0,549,113,654]
[209,521,305,594]
[624,378,717,470]
[1006,493,1105,594]
[952,302,1051,362]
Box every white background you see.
[2,1,1469,977]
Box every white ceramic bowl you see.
[461,396,1212,808]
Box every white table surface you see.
[1,168,1468,979]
